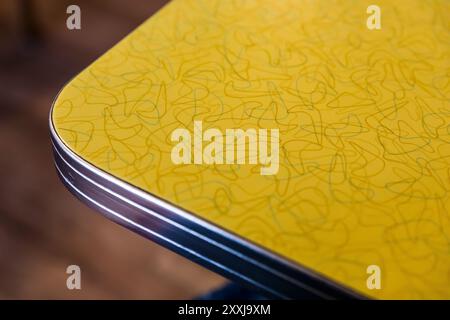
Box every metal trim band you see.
[49,103,366,299]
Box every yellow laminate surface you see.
[52,0,450,299]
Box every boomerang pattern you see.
[52,0,450,299]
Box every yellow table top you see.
[51,0,450,299]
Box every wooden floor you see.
[0,0,224,299]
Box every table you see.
[50,0,450,299]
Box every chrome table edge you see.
[49,106,366,300]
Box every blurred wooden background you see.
[0,0,225,299]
